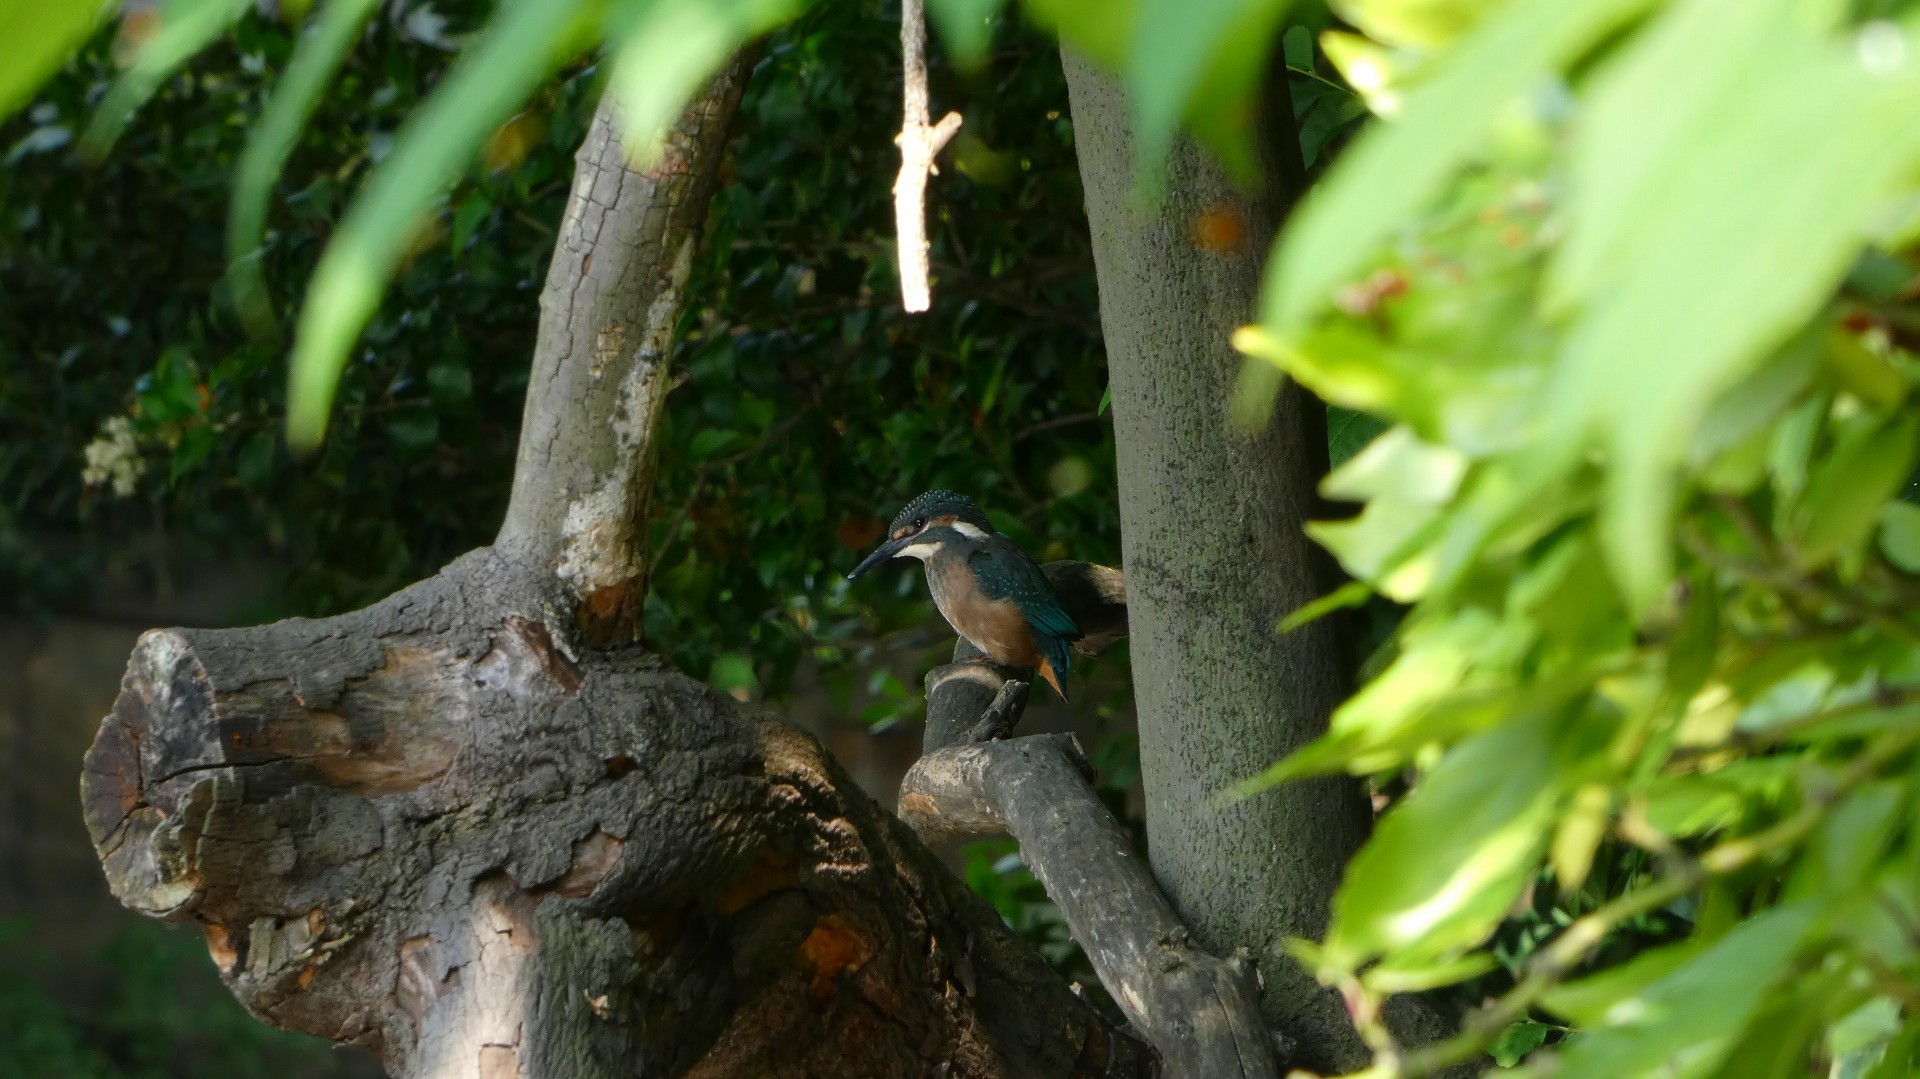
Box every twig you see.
[894,0,962,313]
[1666,690,1916,766]
[1014,411,1105,442]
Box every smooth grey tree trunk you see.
[1061,51,1420,1073]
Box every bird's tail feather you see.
[1037,637,1071,702]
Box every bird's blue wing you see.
[969,538,1080,679]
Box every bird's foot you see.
[959,679,1029,743]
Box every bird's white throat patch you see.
[898,541,941,560]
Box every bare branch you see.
[900,730,1285,1079]
[893,0,961,313]
[899,561,1284,1079]
[496,62,753,647]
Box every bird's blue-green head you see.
[847,489,993,579]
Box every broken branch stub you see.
[497,59,753,648]
[81,553,1152,1077]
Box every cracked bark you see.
[80,60,1150,1079]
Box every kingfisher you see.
[847,490,1080,701]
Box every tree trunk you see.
[79,59,1153,1079]
[1059,52,1386,1073]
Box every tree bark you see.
[79,59,1152,1079]
[496,67,745,648]
[1060,51,1412,1073]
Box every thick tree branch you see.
[497,61,753,647]
[899,561,1283,1079]
[80,560,1153,1077]
[893,0,961,313]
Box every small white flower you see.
[81,415,144,498]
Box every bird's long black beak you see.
[848,536,908,579]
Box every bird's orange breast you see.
[929,560,1042,668]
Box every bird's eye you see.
[912,516,927,530]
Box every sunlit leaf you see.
[1547,1,1920,611]
[80,0,253,159]
[0,0,109,124]
[227,0,382,338]
[1321,708,1584,968]
[1333,0,1509,51]
[1362,951,1498,994]
[1279,579,1371,633]
[1263,0,1654,329]
[1541,940,1700,1028]
[1126,0,1287,187]
[1021,0,1138,71]
[605,0,806,167]
[1322,424,1466,505]
[1555,903,1817,1078]
[1550,782,1609,890]
[286,0,593,450]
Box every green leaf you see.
[427,361,473,406]
[236,431,276,490]
[604,0,806,167]
[1264,0,1654,329]
[0,0,107,125]
[1021,0,1139,71]
[1362,951,1499,995]
[1709,971,1836,1079]
[1126,0,1288,187]
[286,0,592,451]
[1546,1,1920,611]
[1322,425,1466,506]
[1097,383,1112,415]
[1555,903,1818,1079]
[1638,757,1797,838]
[169,425,217,484]
[227,0,382,338]
[386,406,440,453]
[80,0,253,159]
[688,428,743,461]
[1279,579,1371,633]
[450,193,494,257]
[1490,1018,1554,1068]
[1665,569,1718,701]
[1789,781,1905,900]
[1541,939,1701,1028]
[1796,413,1920,566]
[1327,405,1387,468]
[1878,501,1920,573]
[709,651,759,698]
[1827,998,1904,1067]
[927,0,1009,69]
[1320,707,1577,969]
[1337,0,1509,50]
